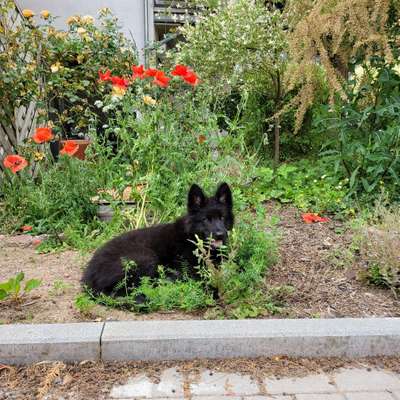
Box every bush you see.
[0,3,137,139]
[314,61,400,204]
[357,204,400,293]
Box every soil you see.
[1,357,400,400]
[0,204,399,324]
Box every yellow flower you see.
[27,63,36,72]
[99,7,111,15]
[143,95,156,106]
[66,15,80,25]
[77,27,87,35]
[77,54,85,64]
[40,10,50,19]
[81,15,94,24]
[50,61,62,73]
[22,9,35,18]
[34,152,45,161]
[112,86,127,98]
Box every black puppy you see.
[82,183,234,295]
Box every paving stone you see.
[192,397,242,400]
[109,369,184,399]
[345,392,395,400]
[296,395,345,400]
[190,370,259,396]
[109,374,154,398]
[334,368,400,392]
[154,368,184,397]
[242,396,294,400]
[264,373,336,394]
[392,391,400,400]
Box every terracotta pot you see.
[60,139,91,160]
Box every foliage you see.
[166,0,288,151]
[254,159,347,213]
[0,3,137,138]
[314,61,400,204]
[0,272,41,302]
[356,203,400,293]
[284,0,400,132]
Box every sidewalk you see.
[108,367,400,400]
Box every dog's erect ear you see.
[215,182,232,208]
[188,184,206,212]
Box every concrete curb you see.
[1,318,400,364]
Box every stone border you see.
[1,318,400,364]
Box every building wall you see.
[15,0,154,61]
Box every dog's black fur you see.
[82,183,234,295]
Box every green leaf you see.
[15,272,25,284]
[0,288,8,301]
[24,279,42,293]
[349,166,360,189]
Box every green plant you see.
[0,3,137,139]
[314,61,400,204]
[0,272,41,302]
[356,203,400,293]
[49,279,73,296]
[254,159,347,213]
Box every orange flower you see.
[3,155,28,174]
[111,76,129,89]
[144,68,158,78]
[183,71,199,86]
[132,65,145,80]
[32,127,53,144]
[153,70,170,88]
[21,225,33,232]
[98,69,111,82]
[22,9,35,18]
[171,64,189,77]
[60,140,79,156]
[301,213,330,224]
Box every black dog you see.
[82,183,234,295]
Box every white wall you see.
[15,0,152,60]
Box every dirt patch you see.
[267,204,400,318]
[0,203,399,323]
[1,357,400,400]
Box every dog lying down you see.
[82,183,234,296]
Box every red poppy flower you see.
[98,69,111,81]
[144,68,158,78]
[153,70,170,88]
[302,213,330,224]
[60,140,79,156]
[3,155,28,174]
[171,64,189,77]
[32,127,53,144]
[132,65,145,80]
[183,71,199,86]
[111,76,129,89]
[21,225,33,232]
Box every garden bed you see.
[1,204,398,324]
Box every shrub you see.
[0,3,137,139]
[314,61,400,204]
[357,204,400,293]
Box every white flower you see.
[94,100,103,108]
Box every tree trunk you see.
[273,114,280,169]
